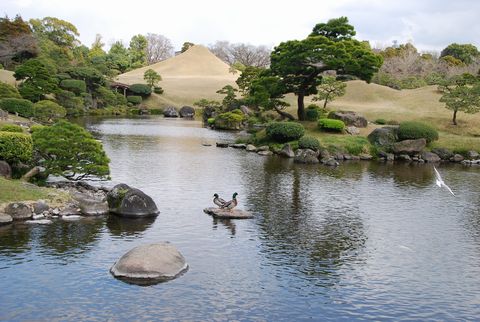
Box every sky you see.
[3,0,480,53]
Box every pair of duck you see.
[213,192,238,210]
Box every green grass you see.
[0,177,69,204]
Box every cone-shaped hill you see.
[116,45,238,107]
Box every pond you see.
[1,116,480,321]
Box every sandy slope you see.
[0,70,16,86]
[116,45,238,106]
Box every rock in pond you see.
[279,143,294,158]
[0,213,13,226]
[203,207,254,219]
[110,242,188,285]
[5,202,32,220]
[179,106,195,118]
[107,184,159,218]
[73,193,109,216]
[163,106,179,118]
[26,219,52,225]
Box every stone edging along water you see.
[215,141,480,167]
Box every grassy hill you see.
[116,45,238,107]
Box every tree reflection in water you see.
[240,156,367,287]
[106,215,156,237]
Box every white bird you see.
[433,166,455,196]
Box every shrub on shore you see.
[0,131,33,164]
[0,98,34,117]
[0,124,23,133]
[266,122,305,143]
[127,96,142,105]
[318,118,345,132]
[298,136,321,151]
[398,121,439,144]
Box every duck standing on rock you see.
[221,192,238,211]
[213,193,227,208]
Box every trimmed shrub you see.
[214,111,245,130]
[398,121,439,144]
[129,84,152,97]
[0,98,34,117]
[97,87,117,108]
[56,90,84,110]
[127,108,141,115]
[29,125,45,133]
[0,124,23,133]
[153,86,164,94]
[33,100,67,122]
[59,79,86,94]
[318,118,345,132]
[306,108,320,121]
[0,82,22,99]
[127,95,142,105]
[375,118,387,125]
[298,136,321,151]
[0,131,33,164]
[266,122,305,143]
[207,117,215,125]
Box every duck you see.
[221,192,238,211]
[213,193,227,208]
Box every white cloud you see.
[3,0,480,52]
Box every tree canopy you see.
[270,17,382,120]
[32,121,110,180]
[440,43,479,65]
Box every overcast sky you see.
[3,0,480,52]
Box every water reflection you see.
[106,215,156,237]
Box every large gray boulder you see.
[0,161,11,179]
[110,242,188,285]
[393,139,426,155]
[294,149,319,164]
[179,106,195,118]
[467,150,479,160]
[107,184,159,217]
[73,193,109,216]
[5,202,32,220]
[163,106,179,118]
[367,127,398,150]
[329,111,368,128]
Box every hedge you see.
[0,131,32,164]
[0,98,34,117]
[318,118,345,132]
[153,86,164,94]
[0,124,23,133]
[298,136,321,151]
[129,84,152,96]
[398,121,439,144]
[127,95,142,105]
[266,122,305,143]
[59,79,87,94]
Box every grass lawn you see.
[0,177,70,205]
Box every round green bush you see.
[398,121,439,143]
[0,98,34,117]
[318,118,345,132]
[214,111,245,130]
[207,117,215,125]
[153,87,164,94]
[375,118,387,125]
[0,124,23,133]
[127,95,142,105]
[306,108,320,121]
[298,136,321,151]
[33,100,67,122]
[59,79,86,95]
[0,131,33,164]
[29,125,45,133]
[129,84,152,96]
[266,122,305,143]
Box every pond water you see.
[1,116,480,321]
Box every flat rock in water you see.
[110,242,188,285]
[203,207,254,219]
[62,215,82,220]
[26,219,52,224]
